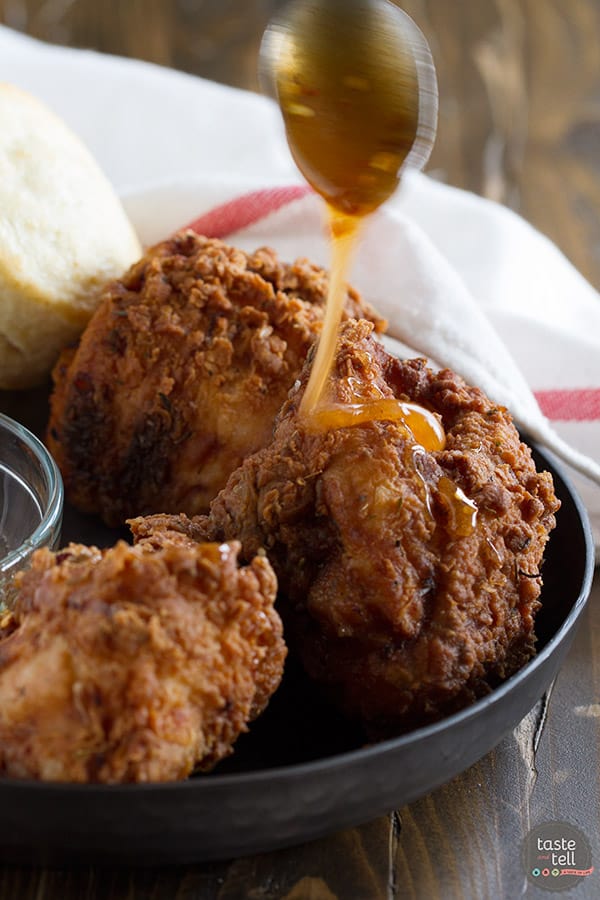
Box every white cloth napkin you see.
[1,24,599,548]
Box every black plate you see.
[0,422,593,866]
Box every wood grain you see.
[0,1,598,898]
[395,585,600,900]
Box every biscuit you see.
[0,84,141,388]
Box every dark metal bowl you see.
[0,440,593,866]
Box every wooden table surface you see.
[0,1,599,898]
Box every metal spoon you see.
[259,0,438,216]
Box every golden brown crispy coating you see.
[167,318,559,735]
[0,535,285,782]
[47,232,385,526]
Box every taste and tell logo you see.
[522,821,594,892]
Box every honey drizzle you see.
[308,399,445,452]
[295,210,476,535]
[298,207,447,457]
[414,453,478,538]
[299,210,361,418]
[436,476,478,537]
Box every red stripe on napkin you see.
[185,185,311,238]
[535,389,600,421]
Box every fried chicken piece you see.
[154,318,559,735]
[0,534,285,782]
[47,232,385,526]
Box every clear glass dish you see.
[0,413,63,602]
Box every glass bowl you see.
[0,413,63,602]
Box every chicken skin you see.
[0,533,285,782]
[46,232,385,526]
[142,319,559,735]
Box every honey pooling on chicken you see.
[0,532,285,782]
[155,318,559,735]
[46,231,385,527]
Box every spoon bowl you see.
[260,0,438,216]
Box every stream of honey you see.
[297,207,446,456]
[298,210,361,419]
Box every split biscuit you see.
[0,84,141,388]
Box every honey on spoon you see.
[260,0,442,450]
